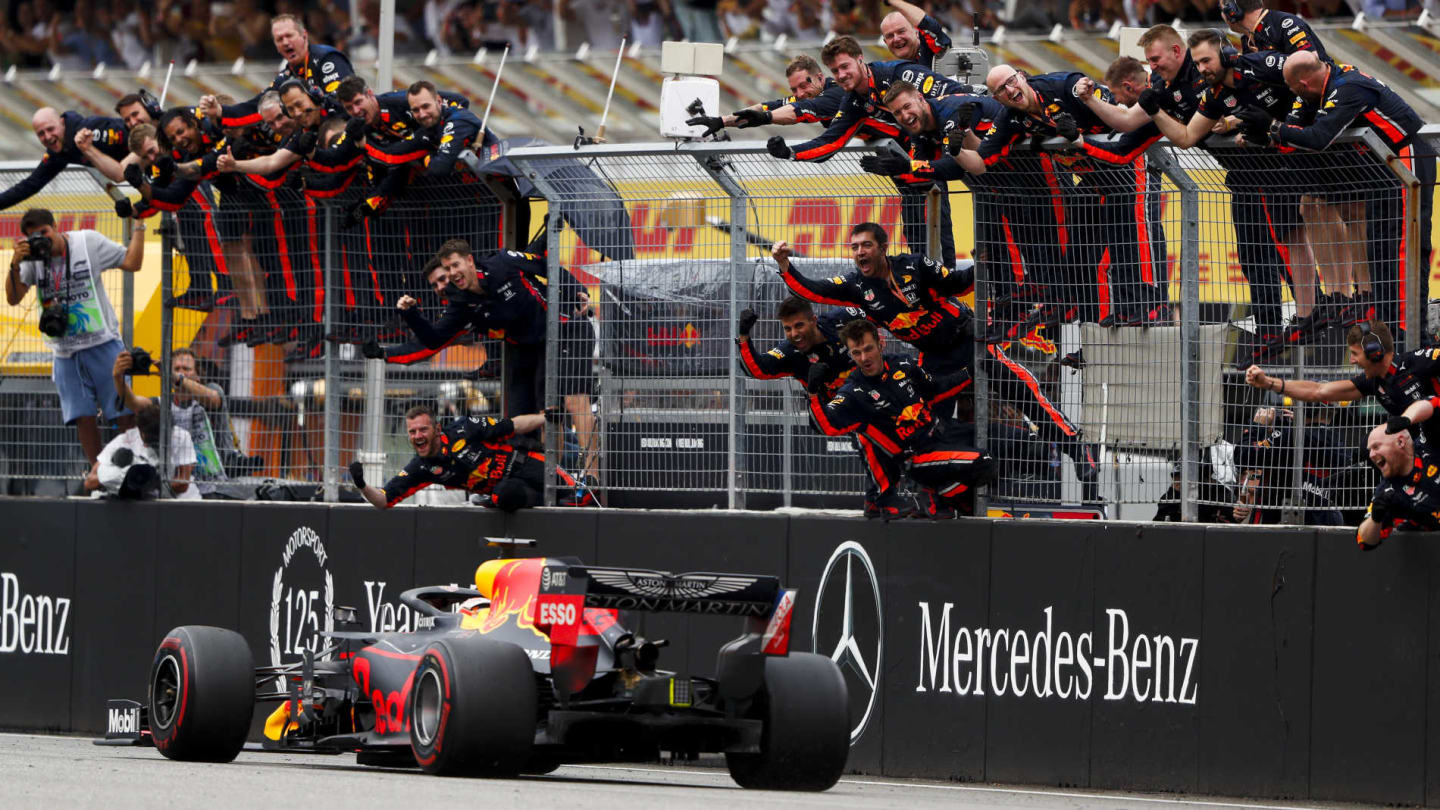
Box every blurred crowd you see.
[1,0,1430,72]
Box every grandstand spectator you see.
[808,319,995,518]
[1231,405,1346,525]
[213,0,275,60]
[1243,50,1435,339]
[111,0,156,69]
[349,404,550,511]
[1,2,51,68]
[0,107,127,211]
[685,54,844,134]
[1356,421,1440,549]
[673,0,722,41]
[768,35,964,266]
[558,0,625,50]
[111,347,232,497]
[5,207,146,468]
[1246,320,1440,449]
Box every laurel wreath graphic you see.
[269,568,284,691]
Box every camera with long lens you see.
[127,346,154,375]
[27,231,66,338]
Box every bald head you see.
[31,107,64,153]
[880,12,919,61]
[987,65,1028,108]
[1367,423,1414,479]
[1283,50,1328,100]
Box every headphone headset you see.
[137,88,163,121]
[1360,321,1386,363]
[1213,31,1239,71]
[1221,0,1244,24]
[277,78,327,110]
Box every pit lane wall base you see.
[2,500,1437,804]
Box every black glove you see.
[344,198,379,229]
[737,308,759,337]
[542,406,567,424]
[154,156,176,186]
[1136,88,1162,116]
[686,114,725,136]
[766,135,792,159]
[114,198,134,219]
[1386,415,1413,435]
[348,460,366,489]
[859,153,911,176]
[1368,497,1393,529]
[1234,107,1273,145]
[345,116,367,142]
[290,130,318,155]
[1052,112,1079,142]
[360,337,385,360]
[951,102,977,135]
[123,162,147,189]
[805,361,832,395]
[733,108,772,129]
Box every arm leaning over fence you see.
[773,241,861,307]
[1245,364,1363,403]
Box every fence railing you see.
[1,124,1434,524]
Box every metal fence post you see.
[1152,147,1201,522]
[925,186,943,259]
[695,152,748,510]
[157,213,174,496]
[322,205,339,503]
[543,202,562,506]
[121,218,135,347]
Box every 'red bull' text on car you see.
[98,548,849,790]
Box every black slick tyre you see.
[409,636,536,776]
[725,652,849,791]
[148,625,255,762]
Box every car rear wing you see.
[536,561,797,700]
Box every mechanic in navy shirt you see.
[1223,0,1330,64]
[686,55,846,135]
[1247,320,1440,451]
[350,404,549,512]
[809,319,994,519]
[369,239,548,415]
[1356,423,1440,550]
[769,35,963,268]
[0,108,128,211]
[269,13,354,97]
[1251,51,1434,331]
[879,0,952,73]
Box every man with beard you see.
[767,36,964,267]
[737,296,912,518]
[350,404,550,512]
[776,222,1100,501]
[1356,422,1440,550]
[1248,50,1434,337]
[368,239,547,415]
[809,320,995,518]
[879,0,952,72]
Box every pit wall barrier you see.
[0,498,1434,805]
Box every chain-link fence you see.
[0,164,137,495]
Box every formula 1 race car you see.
[98,546,848,791]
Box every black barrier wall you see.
[3,499,1439,804]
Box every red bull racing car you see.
[99,549,848,790]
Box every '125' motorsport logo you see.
[269,526,334,689]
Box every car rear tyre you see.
[149,625,255,762]
[409,636,536,776]
[725,652,849,791]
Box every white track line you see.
[565,764,1327,810]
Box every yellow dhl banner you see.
[540,178,1440,307]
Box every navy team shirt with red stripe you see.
[1272,66,1424,153]
[789,60,963,163]
[808,355,970,457]
[736,308,858,398]
[1241,9,1330,64]
[1350,347,1440,449]
[393,250,548,363]
[381,416,541,505]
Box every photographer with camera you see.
[5,207,146,467]
[111,346,239,497]
[82,400,198,500]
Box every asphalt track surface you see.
[0,733,1378,810]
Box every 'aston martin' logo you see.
[588,570,758,599]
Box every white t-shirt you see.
[96,426,201,500]
[18,230,127,357]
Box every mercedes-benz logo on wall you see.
[812,540,882,745]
